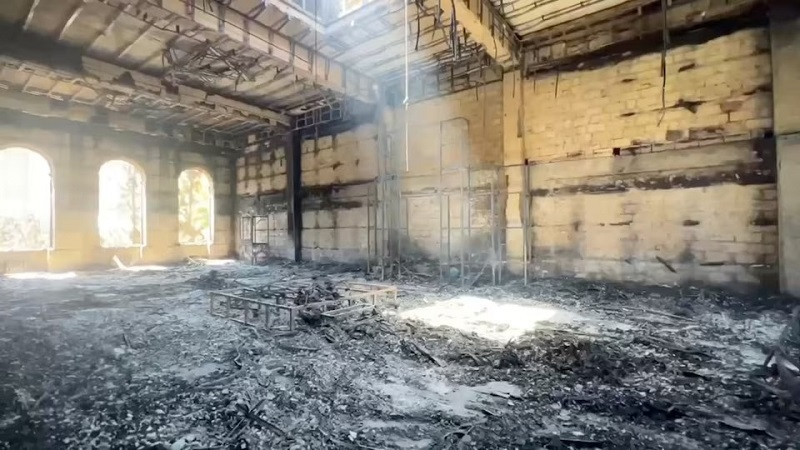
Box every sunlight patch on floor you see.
[400,295,579,342]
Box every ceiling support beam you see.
[141,0,376,103]
[22,0,41,31]
[0,33,291,128]
[56,2,86,41]
[435,0,520,67]
[80,57,291,127]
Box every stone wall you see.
[0,111,234,273]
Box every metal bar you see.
[490,177,496,285]
[438,121,444,281]
[405,197,410,254]
[466,167,472,283]
[367,183,371,274]
[373,180,379,277]
[522,161,530,285]
[447,194,451,271]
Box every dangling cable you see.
[404,0,410,172]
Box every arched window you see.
[98,160,145,248]
[178,168,214,245]
[0,147,52,251]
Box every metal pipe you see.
[466,167,472,282]
[522,161,530,285]
[447,194,451,272]
[438,120,445,281]
[490,177,496,285]
[459,170,465,287]
[366,185,371,274]
[405,197,410,249]
[373,182,379,275]
[404,0,410,172]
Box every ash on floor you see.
[0,261,798,449]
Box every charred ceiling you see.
[0,0,773,148]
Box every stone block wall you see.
[504,140,777,287]
[501,26,778,289]
[385,83,505,269]
[521,28,772,162]
[235,141,291,261]
[301,124,378,263]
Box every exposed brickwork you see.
[387,83,505,265]
[523,28,773,161]
[301,124,378,263]
[230,25,782,291]
[505,140,778,288]
[235,141,290,261]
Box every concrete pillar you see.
[286,126,303,262]
[771,6,800,295]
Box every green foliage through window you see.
[178,169,214,245]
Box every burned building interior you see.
[1,0,800,448]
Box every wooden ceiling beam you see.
[435,0,520,67]
[121,0,377,104]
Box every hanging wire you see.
[404,0,410,172]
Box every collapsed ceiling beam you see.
[435,0,520,67]
[0,52,288,157]
[81,57,290,127]
[125,0,376,104]
[0,27,290,127]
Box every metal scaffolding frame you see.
[369,115,505,286]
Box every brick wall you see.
[505,140,778,287]
[234,124,379,265]
[522,28,772,161]
[235,140,292,261]
[0,111,234,273]
[386,82,504,271]
[230,25,780,290]
[301,124,378,263]
[504,26,778,289]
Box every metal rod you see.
[459,169,465,287]
[373,180,379,276]
[438,121,444,281]
[398,191,403,267]
[466,167,472,283]
[490,177,496,285]
[522,161,530,285]
[405,197,410,248]
[447,194,451,270]
[404,0,410,172]
[366,184,371,274]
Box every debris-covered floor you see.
[1,261,799,449]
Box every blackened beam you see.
[111,0,376,104]
[435,0,520,67]
[0,31,291,128]
[286,123,303,262]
